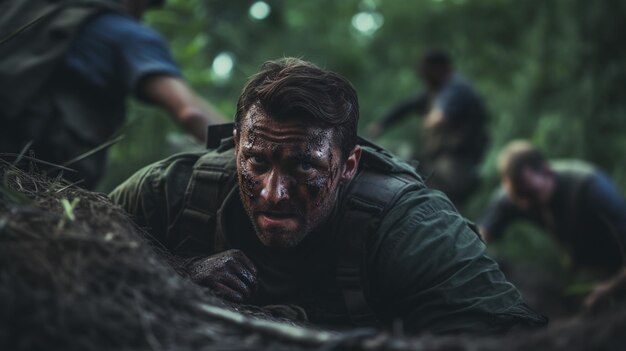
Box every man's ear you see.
[233,128,240,159]
[340,145,361,182]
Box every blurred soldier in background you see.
[478,140,626,306]
[0,0,225,189]
[369,50,488,207]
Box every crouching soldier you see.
[111,58,546,334]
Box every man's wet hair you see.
[497,140,548,189]
[234,57,359,158]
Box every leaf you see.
[61,198,80,222]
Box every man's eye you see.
[249,156,268,167]
[298,161,313,172]
[251,156,263,163]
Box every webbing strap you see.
[335,168,422,326]
[176,151,236,254]
[336,196,384,326]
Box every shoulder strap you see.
[335,146,424,326]
[175,139,237,255]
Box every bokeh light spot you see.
[351,11,384,35]
[212,52,234,80]
[249,1,271,20]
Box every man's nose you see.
[260,171,291,204]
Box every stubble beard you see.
[237,187,310,249]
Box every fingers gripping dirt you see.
[187,249,259,303]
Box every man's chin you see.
[256,228,306,249]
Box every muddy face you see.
[234,107,346,248]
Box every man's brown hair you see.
[497,140,547,190]
[234,58,359,158]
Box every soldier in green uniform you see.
[111,58,546,334]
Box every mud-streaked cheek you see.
[239,159,262,200]
[305,176,327,206]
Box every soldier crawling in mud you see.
[111,58,546,334]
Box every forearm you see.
[477,225,493,243]
[169,94,228,143]
[380,93,429,128]
[380,103,416,129]
[176,105,215,142]
[584,267,626,314]
[141,75,227,142]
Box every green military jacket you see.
[110,137,546,334]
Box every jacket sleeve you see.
[109,153,200,248]
[380,92,429,128]
[366,188,546,334]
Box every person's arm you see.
[109,154,258,303]
[140,74,226,142]
[368,93,429,138]
[113,18,227,142]
[366,189,546,334]
[584,267,626,314]
[423,106,446,130]
[478,188,519,243]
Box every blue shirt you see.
[480,160,626,272]
[434,75,486,126]
[64,12,181,102]
[52,11,183,147]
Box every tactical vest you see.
[178,124,425,326]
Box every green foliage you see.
[57,197,80,231]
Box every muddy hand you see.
[186,249,258,303]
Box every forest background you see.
[98,0,626,288]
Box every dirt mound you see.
[0,161,317,350]
[1,160,625,351]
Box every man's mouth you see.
[256,211,301,230]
